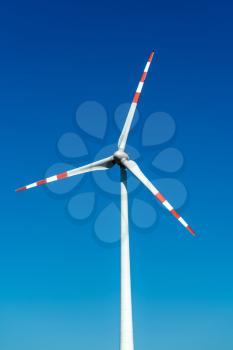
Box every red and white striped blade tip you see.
[150,50,155,58]
[16,186,27,192]
[155,193,196,237]
[187,226,196,236]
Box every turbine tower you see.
[16,51,195,350]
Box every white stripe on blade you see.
[178,217,188,227]
[136,82,144,93]
[163,200,173,211]
[144,62,150,72]
[27,183,37,189]
[46,175,58,183]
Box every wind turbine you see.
[16,50,195,350]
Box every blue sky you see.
[1,0,233,349]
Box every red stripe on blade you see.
[37,179,47,186]
[16,186,27,192]
[148,51,154,62]
[187,226,196,236]
[133,92,140,103]
[57,172,68,180]
[156,192,166,203]
[171,209,180,219]
[140,72,147,82]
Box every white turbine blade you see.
[16,156,115,192]
[122,160,195,236]
[120,167,134,350]
[118,50,155,151]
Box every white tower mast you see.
[120,167,134,350]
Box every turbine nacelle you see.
[113,150,129,165]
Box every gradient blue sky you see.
[1,1,233,349]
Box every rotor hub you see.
[114,150,129,164]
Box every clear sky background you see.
[1,1,233,349]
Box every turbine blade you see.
[122,160,195,236]
[16,156,115,192]
[118,50,155,151]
